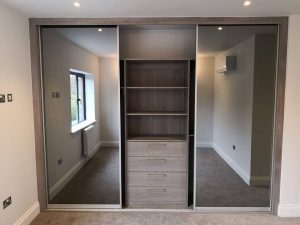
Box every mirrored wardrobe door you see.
[41,26,120,206]
[195,25,278,209]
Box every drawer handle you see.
[148,143,167,147]
[148,188,167,192]
[147,173,167,177]
[147,158,167,162]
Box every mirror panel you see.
[41,27,120,205]
[195,25,278,208]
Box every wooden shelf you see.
[127,112,188,116]
[125,60,189,143]
[127,134,187,142]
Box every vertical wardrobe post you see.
[117,26,123,209]
[187,60,191,205]
[123,60,127,206]
[188,59,196,207]
[120,59,127,207]
[193,25,199,210]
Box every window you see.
[70,71,86,125]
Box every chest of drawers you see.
[125,141,188,208]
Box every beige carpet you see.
[30,212,300,225]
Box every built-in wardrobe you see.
[39,23,279,211]
[119,25,196,208]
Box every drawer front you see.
[127,186,186,202]
[126,202,187,209]
[126,142,187,157]
[127,156,187,172]
[127,172,186,187]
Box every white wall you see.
[196,57,215,146]
[99,57,120,145]
[0,3,39,225]
[213,37,255,184]
[278,15,300,217]
[42,30,101,190]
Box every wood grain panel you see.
[271,18,288,214]
[127,89,187,113]
[127,115,187,139]
[126,60,188,87]
[127,156,187,172]
[29,22,47,211]
[127,202,187,209]
[127,172,187,187]
[30,17,288,26]
[126,141,188,157]
[127,186,187,202]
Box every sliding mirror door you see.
[195,25,278,209]
[41,26,120,206]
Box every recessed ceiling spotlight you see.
[98,28,103,32]
[218,26,223,31]
[73,2,80,7]
[244,1,251,6]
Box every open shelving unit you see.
[120,57,195,209]
[124,60,190,142]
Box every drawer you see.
[127,172,186,187]
[127,156,187,172]
[127,186,186,203]
[126,141,187,157]
[127,202,187,209]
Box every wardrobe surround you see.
[29,17,288,213]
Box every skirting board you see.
[49,141,101,200]
[278,204,300,217]
[211,142,250,185]
[100,141,119,148]
[196,142,213,148]
[14,201,40,225]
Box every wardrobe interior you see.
[119,25,196,208]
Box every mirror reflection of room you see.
[41,27,120,205]
[196,25,278,207]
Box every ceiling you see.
[48,27,118,57]
[1,0,300,18]
[198,25,277,56]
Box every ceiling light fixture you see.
[98,28,103,32]
[244,1,251,6]
[218,26,223,31]
[73,2,80,7]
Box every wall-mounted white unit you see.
[216,56,236,73]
